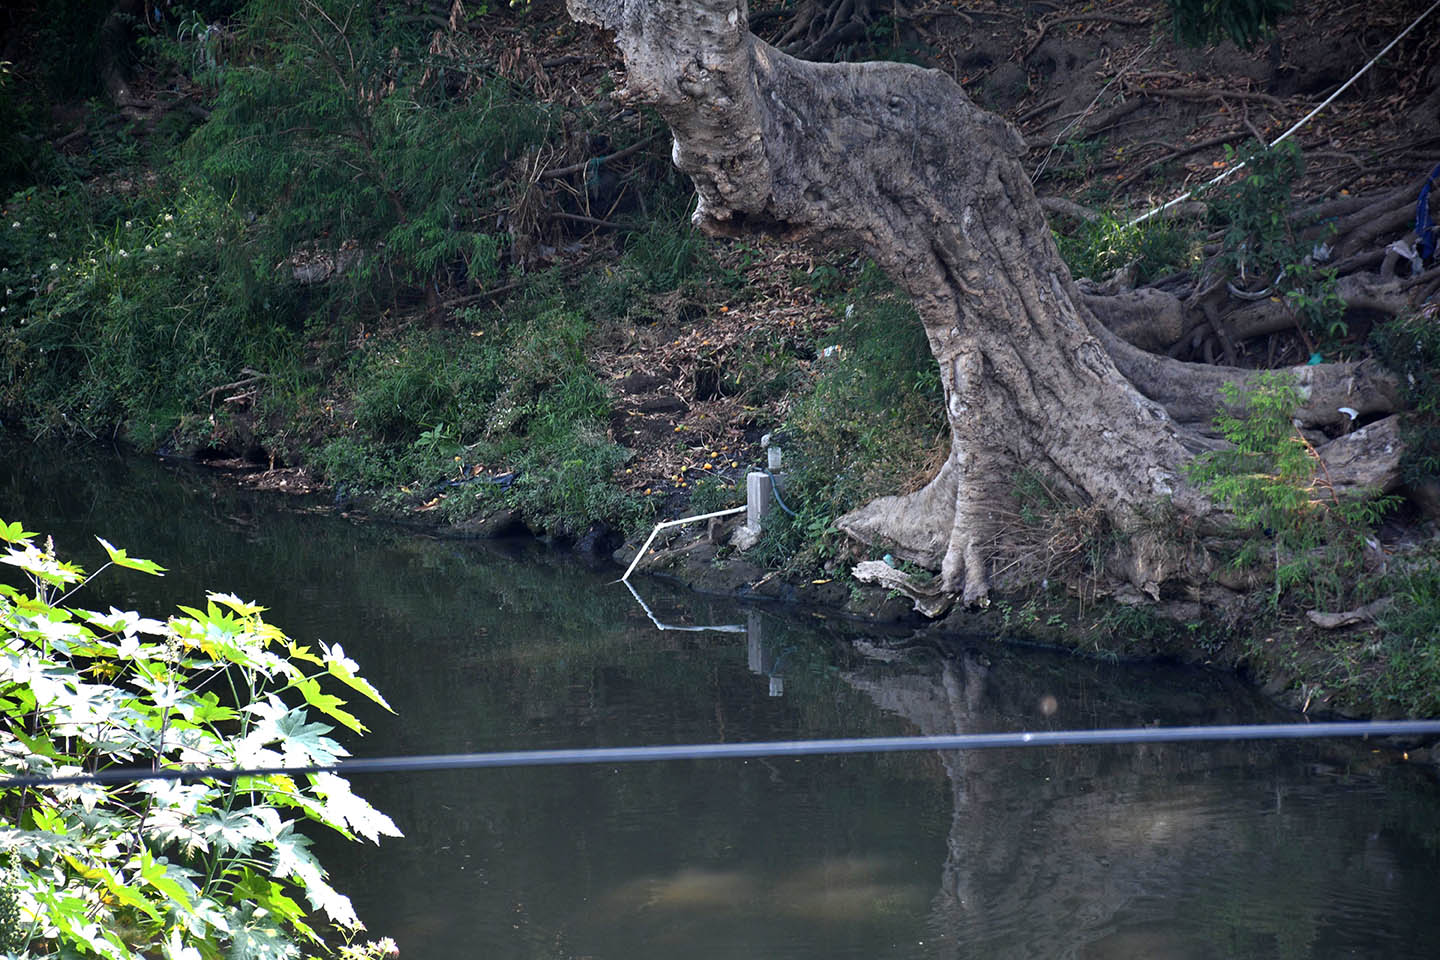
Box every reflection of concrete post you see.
[747,612,785,696]
[747,611,764,674]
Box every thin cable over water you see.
[4,721,1439,789]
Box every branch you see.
[199,370,270,402]
[1023,13,1151,59]
[1128,83,1284,106]
[1038,196,1099,222]
[536,133,662,179]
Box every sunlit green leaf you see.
[0,519,36,543]
[96,537,166,576]
[322,643,392,712]
[0,543,85,586]
[310,772,402,844]
[208,591,266,616]
[137,850,197,914]
[291,676,367,734]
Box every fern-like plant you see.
[1169,0,1294,49]
[1187,373,1397,609]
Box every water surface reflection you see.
[3,437,1438,959]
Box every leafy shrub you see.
[189,0,550,307]
[1186,373,1397,609]
[0,519,396,958]
[506,425,649,535]
[2,183,298,442]
[1369,302,1440,485]
[321,293,647,534]
[1054,212,1197,284]
[1373,558,1440,716]
[1208,141,1346,340]
[1168,0,1293,49]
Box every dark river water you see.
[4,438,1440,959]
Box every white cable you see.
[1127,0,1440,227]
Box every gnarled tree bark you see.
[566,0,1405,608]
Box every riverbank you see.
[208,451,1436,724]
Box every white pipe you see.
[619,505,746,582]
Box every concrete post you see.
[746,470,771,531]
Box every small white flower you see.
[164,213,174,222]
[119,249,129,258]
[164,231,173,239]
[9,222,18,229]
[124,220,133,228]
[47,232,56,239]
[49,263,57,271]
[144,244,153,252]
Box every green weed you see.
[1370,555,1440,715]
[1208,141,1346,341]
[1369,303,1440,484]
[1169,0,1293,49]
[1187,372,1398,610]
[755,272,944,569]
[1054,212,1198,284]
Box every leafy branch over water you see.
[0,519,398,959]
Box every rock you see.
[638,396,689,414]
[1305,597,1391,630]
[730,524,762,551]
[617,372,669,394]
[1407,478,1440,522]
[574,522,622,557]
[452,507,528,538]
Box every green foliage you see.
[189,0,549,306]
[1054,211,1197,284]
[1369,302,1440,485]
[0,0,686,467]
[2,181,303,441]
[0,521,396,958]
[579,203,727,326]
[1046,136,1108,183]
[318,293,646,535]
[1187,373,1397,609]
[757,273,944,569]
[1209,141,1347,340]
[688,477,743,516]
[505,425,650,535]
[1168,0,1294,49]
[1372,558,1440,715]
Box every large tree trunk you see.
[566,0,1400,607]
